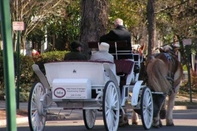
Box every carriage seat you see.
[114,59,135,85]
[88,41,139,83]
[88,41,132,60]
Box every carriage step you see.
[48,107,63,110]
[47,107,64,113]
[46,108,82,120]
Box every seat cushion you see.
[114,59,134,76]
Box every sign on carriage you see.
[183,39,192,45]
[12,21,24,31]
[52,79,91,99]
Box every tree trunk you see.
[21,36,26,55]
[80,0,109,56]
[147,0,156,57]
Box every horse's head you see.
[159,44,180,56]
[159,45,172,52]
[171,43,180,54]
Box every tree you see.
[10,0,69,52]
[109,0,148,46]
[153,0,197,65]
[147,0,156,56]
[80,0,109,56]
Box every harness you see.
[143,49,179,95]
[162,52,177,94]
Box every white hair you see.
[114,18,123,26]
[99,42,110,52]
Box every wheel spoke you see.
[28,83,46,131]
[141,87,153,130]
[103,81,119,131]
[32,100,37,107]
[105,107,110,116]
[112,87,116,99]
[113,104,119,110]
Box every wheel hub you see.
[37,99,47,116]
[110,105,116,110]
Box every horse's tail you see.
[146,58,171,93]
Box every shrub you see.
[34,50,67,74]
[0,51,36,100]
[0,50,68,101]
[19,55,36,93]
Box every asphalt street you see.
[0,95,197,131]
[0,109,197,131]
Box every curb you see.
[174,105,197,110]
[0,117,28,127]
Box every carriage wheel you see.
[103,81,120,131]
[140,87,153,130]
[28,82,46,131]
[83,109,97,129]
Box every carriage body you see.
[45,61,118,109]
[28,42,154,131]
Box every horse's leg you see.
[166,92,176,126]
[152,115,161,128]
[119,108,129,126]
[152,98,167,128]
[152,95,166,128]
[166,83,181,126]
[160,99,166,119]
[153,103,165,128]
[132,110,139,125]
[152,103,162,128]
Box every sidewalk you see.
[0,95,197,127]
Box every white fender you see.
[32,64,50,89]
[103,63,120,87]
[131,80,143,106]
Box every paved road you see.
[0,109,197,131]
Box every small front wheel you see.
[83,109,97,129]
[141,87,153,130]
[28,82,46,131]
[103,81,120,131]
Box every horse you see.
[131,45,183,128]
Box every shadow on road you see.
[1,125,197,131]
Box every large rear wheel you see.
[83,109,97,129]
[141,87,153,130]
[28,82,46,131]
[103,81,120,131]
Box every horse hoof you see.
[132,122,138,125]
[166,123,174,126]
[119,121,129,127]
[119,116,129,127]
[159,120,163,127]
[152,121,162,128]
[152,125,160,128]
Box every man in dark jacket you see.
[100,18,132,50]
[100,19,131,127]
[64,41,87,60]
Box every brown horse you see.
[145,45,183,127]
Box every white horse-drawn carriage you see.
[28,41,154,131]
